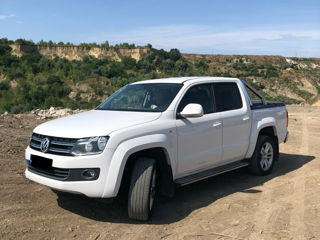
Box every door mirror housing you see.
[178,103,204,118]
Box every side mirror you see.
[178,103,204,118]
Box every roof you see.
[132,76,240,85]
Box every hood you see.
[33,110,161,138]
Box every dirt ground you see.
[0,105,319,240]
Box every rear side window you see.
[214,82,242,112]
[177,83,214,114]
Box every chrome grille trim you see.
[32,135,43,142]
[50,140,75,147]
[29,133,78,156]
[49,147,71,154]
[30,141,40,148]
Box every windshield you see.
[97,83,183,112]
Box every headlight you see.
[71,136,109,156]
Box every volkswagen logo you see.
[40,137,50,153]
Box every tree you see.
[15,38,34,45]
[168,48,181,62]
[175,59,190,73]
[38,40,46,45]
[101,40,109,48]
[162,59,175,73]
[82,55,90,63]
[46,75,62,85]
[122,57,136,70]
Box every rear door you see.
[213,82,251,164]
[175,83,222,177]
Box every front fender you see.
[102,134,174,198]
[245,117,277,159]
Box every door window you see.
[177,84,214,114]
[214,83,243,112]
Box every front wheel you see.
[128,158,157,221]
[249,135,277,175]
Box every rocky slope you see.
[183,54,320,104]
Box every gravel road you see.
[0,106,319,240]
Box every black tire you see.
[128,158,157,221]
[248,135,278,175]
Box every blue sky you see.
[0,0,319,57]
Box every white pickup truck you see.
[25,77,288,220]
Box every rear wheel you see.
[249,135,277,175]
[128,158,157,221]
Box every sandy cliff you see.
[10,44,150,61]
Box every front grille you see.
[28,165,70,180]
[30,133,78,156]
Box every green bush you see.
[0,81,9,90]
[46,75,62,85]
[268,95,302,104]
[122,57,136,70]
[195,60,209,71]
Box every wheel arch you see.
[121,147,175,198]
[259,125,277,138]
[245,118,279,159]
[102,134,175,198]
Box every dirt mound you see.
[30,107,85,119]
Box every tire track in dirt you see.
[249,184,292,239]
[248,115,307,239]
[288,116,308,239]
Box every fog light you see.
[81,169,96,179]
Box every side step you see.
[175,160,249,187]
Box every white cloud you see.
[88,24,320,57]
[0,14,15,20]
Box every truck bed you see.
[251,100,285,110]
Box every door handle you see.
[212,122,222,128]
[242,116,250,121]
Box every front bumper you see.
[25,146,116,198]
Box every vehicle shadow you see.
[56,153,314,224]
